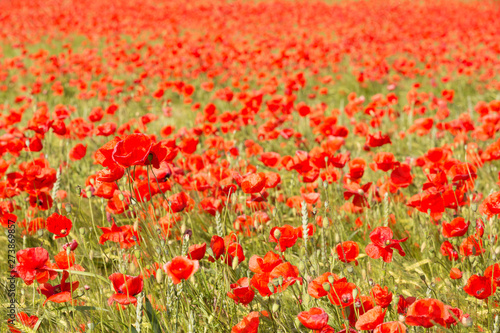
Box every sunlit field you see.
[1,0,500,332]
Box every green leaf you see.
[51,268,110,284]
[52,305,110,312]
[145,297,164,333]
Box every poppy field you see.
[2,0,500,332]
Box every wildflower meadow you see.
[1,0,500,332]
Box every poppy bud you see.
[268,283,275,294]
[328,275,335,284]
[232,256,239,270]
[273,229,281,239]
[156,269,163,284]
[63,240,79,251]
[322,282,331,292]
[272,303,280,312]
[462,314,473,327]
[79,227,86,235]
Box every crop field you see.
[1,0,500,332]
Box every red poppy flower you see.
[269,225,299,252]
[442,217,469,238]
[459,235,485,257]
[225,242,246,266]
[166,192,193,213]
[227,277,255,305]
[397,295,416,315]
[370,284,393,308]
[13,247,55,285]
[259,152,281,167]
[231,311,260,333]
[251,262,302,297]
[268,262,303,292]
[347,157,366,181]
[366,132,392,148]
[69,143,87,161]
[163,256,199,284]
[344,295,374,327]
[54,251,75,270]
[249,251,283,274]
[365,227,407,263]
[46,212,72,239]
[0,213,17,228]
[373,321,406,333]
[8,312,38,333]
[29,191,53,211]
[187,243,206,260]
[209,235,225,262]
[405,298,450,328]
[344,182,372,208]
[241,172,266,194]
[112,133,153,168]
[38,270,79,306]
[355,306,386,331]
[444,305,464,327]
[463,274,496,299]
[440,241,458,261]
[389,164,413,188]
[450,268,462,279]
[475,219,485,238]
[96,167,125,183]
[295,223,315,239]
[485,263,500,287]
[370,152,399,172]
[327,278,358,308]
[297,307,329,330]
[479,191,500,218]
[336,241,360,265]
[107,273,144,305]
[307,272,341,299]
[97,220,140,249]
